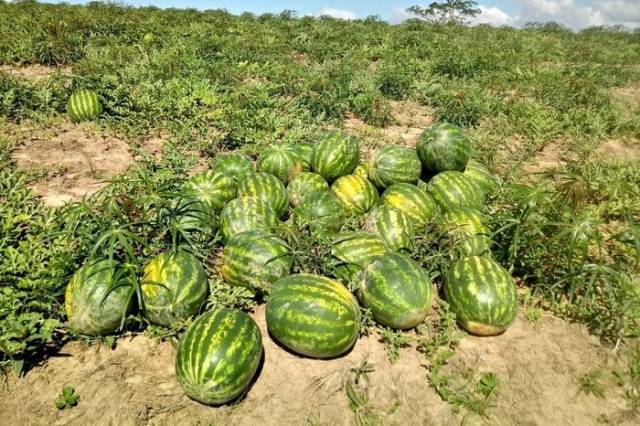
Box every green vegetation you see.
[1,0,639,421]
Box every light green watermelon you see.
[219,196,279,242]
[210,153,254,185]
[257,145,304,184]
[237,172,288,217]
[330,175,379,215]
[440,207,492,258]
[287,172,329,208]
[67,89,102,123]
[364,205,415,252]
[380,183,438,229]
[330,232,388,282]
[368,145,421,189]
[311,131,360,181]
[426,171,484,212]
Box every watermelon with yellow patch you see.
[237,172,288,217]
[311,130,360,181]
[219,196,279,242]
[426,171,484,212]
[330,175,379,215]
[330,232,388,282]
[287,172,328,208]
[257,145,304,184]
[266,274,360,358]
[463,159,499,196]
[364,205,415,252]
[175,308,263,405]
[380,183,437,229]
[141,251,208,327]
[440,207,492,258]
[444,256,517,336]
[67,89,102,123]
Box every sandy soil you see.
[0,64,72,80]
[1,306,632,426]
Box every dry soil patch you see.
[1,307,631,425]
[0,64,72,80]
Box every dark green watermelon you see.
[266,274,360,358]
[294,190,346,235]
[444,256,517,336]
[368,145,421,189]
[175,308,263,405]
[356,253,433,329]
[417,123,472,173]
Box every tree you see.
[406,1,480,25]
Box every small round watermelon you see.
[330,175,379,215]
[463,159,499,196]
[221,230,293,293]
[175,308,263,405]
[380,183,437,229]
[266,274,360,358]
[184,170,237,212]
[219,196,279,242]
[356,253,433,329]
[238,172,288,217]
[364,205,415,252]
[287,172,328,208]
[65,259,133,336]
[426,171,484,212]
[444,256,517,336]
[330,232,388,282]
[257,145,304,184]
[440,207,492,258]
[417,123,472,173]
[294,190,346,235]
[210,153,254,185]
[368,145,421,189]
[67,89,102,123]
[141,251,208,327]
[311,131,360,181]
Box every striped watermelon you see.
[444,256,517,336]
[238,172,288,217]
[463,160,499,196]
[368,145,421,189]
[311,131,360,181]
[353,162,370,180]
[356,253,433,329]
[294,190,346,235]
[175,308,263,405]
[426,171,484,212]
[330,232,388,282]
[210,153,254,185]
[380,183,438,229]
[219,196,279,242]
[440,207,492,258]
[292,143,313,171]
[330,175,379,215]
[175,197,218,233]
[65,259,133,336]
[417,123,472,173]
[184,171,237,212]
[257,145,304,184]
[266,274,360,358]
[221,230,293,293]
[364,205,415,252]
[67,89,102,123]
[141,251,208,327]
[287,172,328,208]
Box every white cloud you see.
[319,7,357,20]
[472,5,515,26]
[391,7,415,24]
[515,0,640,29]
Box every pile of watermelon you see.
[64,121,518,406]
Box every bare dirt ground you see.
[10,122,164,207]
[1,305,632,426]
[0,64,72,80]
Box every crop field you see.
[1,1,640,425]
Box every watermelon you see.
[266,274,360,358]
[175,197,218,233]
[65,259,133,336]
[238,172,288,217]
[444,256,517,336]
[141,251,208,327]
[417,123,472,173]
[221,230,293,293]
[219,196,279,242]
[368,145,421,189]
[175,308,263,405]
[292,143,313,171]
[67,89,102,123]
[330,232,388,282]
[287,172,328,208]
[257,145,304,184]
[184,171,237,212]
[380,183,437,229]
[311,131,360,181]
[210,153,254,184]
[364,205,415,252]
[330,175,379,215]
[463,159,499,196]
[294,190,346,235]
[440,207,492,258]
[356,253,433,329]
[426,171,484,212]
[353,162,370,180]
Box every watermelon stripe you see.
[311,131,360,181]
[219,196,279,242]
[368,145,421,189]
[330,175,378,215]
[426,171,483,212]
[67,90,102,123]
[364,205,415,252]
[380,183,437,229]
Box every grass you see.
[0,0,639,421]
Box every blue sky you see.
[39,1,640,29]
